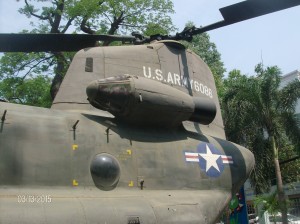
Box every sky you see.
[1,0,300,76]
[171,0,300,76]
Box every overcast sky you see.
[1,0,300,76]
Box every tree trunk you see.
[271,136,288,224]
[103,12,124,46]
[50,52,66,100]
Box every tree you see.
[280,144,300,184]
[70,0,175,37]
[17,0,80,99]
[254,190,281,220]
[222,64,300,224]
[0,0,175,105]
[222,69,274,193]
[0,75,52,108]
[0,48,74,101]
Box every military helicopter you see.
[0,0,299,223]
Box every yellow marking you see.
[72,144,78,150]
[128,181,134,187]
[126,149,132,155]
[72,179,78,186]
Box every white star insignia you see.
[199,144,221,172]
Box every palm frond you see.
[222,65,300,195]
[254,190,280,217]
[280,112,300,154]
[278,79,300,113]
[259,66,281,113]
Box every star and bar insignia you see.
[184,143,233,177]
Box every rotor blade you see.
[0,34,136,52]
[191,0,300,35]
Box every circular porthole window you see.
[90,153,120,191]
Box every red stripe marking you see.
[222,158,232,161]
[185,155,199,158]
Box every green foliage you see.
[0,52,54,79]
[0,75,52,108]
[254,191,280,217]
[69,0,175,35]
[1,0,176,106]
[222,64,300,193]
[222,70,275,192]
[280,144,300,183]
[143,21,173,36]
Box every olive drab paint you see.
[0,41,255,224]
[1,1,300,222]
[52,41,225,138]
[142,66,214,98]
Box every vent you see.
[85,57,93,72]
[127,216,141,224]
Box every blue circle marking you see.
[197,143,224,177]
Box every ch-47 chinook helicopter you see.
[0,0,300,223]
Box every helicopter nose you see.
[86,80,99,102]
[86,77,132,113]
